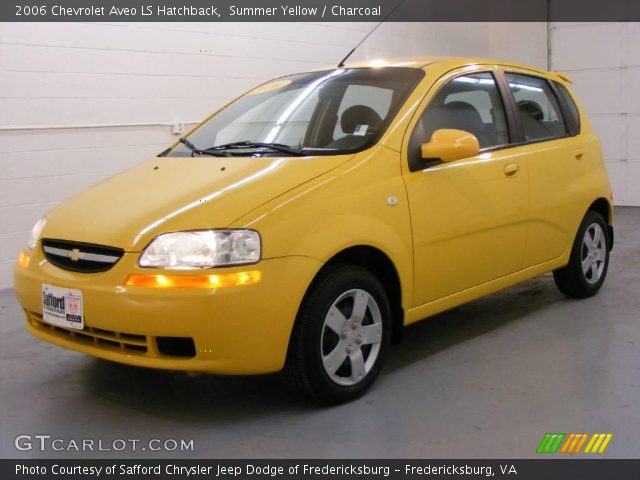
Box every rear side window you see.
[504,73,568,142]
[554,82,581,135]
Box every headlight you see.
[27,217,46,250]
[139,230,261,268]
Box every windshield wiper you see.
[179,137,230,157]
[206,141,305,157]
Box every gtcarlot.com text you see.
[14,434,194,452]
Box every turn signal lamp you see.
[124,271,262,289]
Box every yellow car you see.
[15,57,613,403]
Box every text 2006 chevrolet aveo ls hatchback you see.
[15,57,613,403]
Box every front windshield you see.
[168,67,425,157]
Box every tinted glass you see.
[168,68,424,157]
[554,82,581,135]
[505,73,568,142]
[408,72,509,169]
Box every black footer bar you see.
[3,459,640,480]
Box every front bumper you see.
[14,246,321,374]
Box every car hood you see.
[42,154,350,251]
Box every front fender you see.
[231,147,414,311]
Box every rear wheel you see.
[553,210,610,298]
[285,265,391,404]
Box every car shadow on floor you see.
[386,274,562,373]
[81,274,566,424]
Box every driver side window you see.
[408,72,509,170]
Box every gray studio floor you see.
[1,208,639,459]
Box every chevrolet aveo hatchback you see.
[15,57,613,403]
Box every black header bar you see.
[2,0,640,22]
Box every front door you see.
[403,69,529,307]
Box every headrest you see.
[517,100,544,121]
[443,101,484,123]
[340,105,383,135]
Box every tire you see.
[285,265,391,404]
[553,210,610,298]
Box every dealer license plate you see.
[41,283,84,330]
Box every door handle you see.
[574,148,585,160]
[504,163,520,177]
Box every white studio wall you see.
[0,22,547,289]
[550,22,640,207]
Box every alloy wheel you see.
[581,222,607,285]
[320,289,383,386]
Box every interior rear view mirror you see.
[421,129,480,163]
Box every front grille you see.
[42,239,124,273]
[27,312,197,358]
[28,312,148,354]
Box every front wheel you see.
[285,265,391,404]
[553,210,610,298]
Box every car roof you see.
[307,56,569,84]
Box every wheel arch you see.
[292,245,405,349]
[587,197,614,249]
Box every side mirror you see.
[421,129,480,163]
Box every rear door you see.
[499,69,587,267]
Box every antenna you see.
[337,0,407,68]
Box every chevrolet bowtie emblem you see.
[68,249,84,262]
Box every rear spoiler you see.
[552,72,574,84]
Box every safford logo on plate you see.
[41,284,84,330]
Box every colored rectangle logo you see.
[537,433,612,454]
